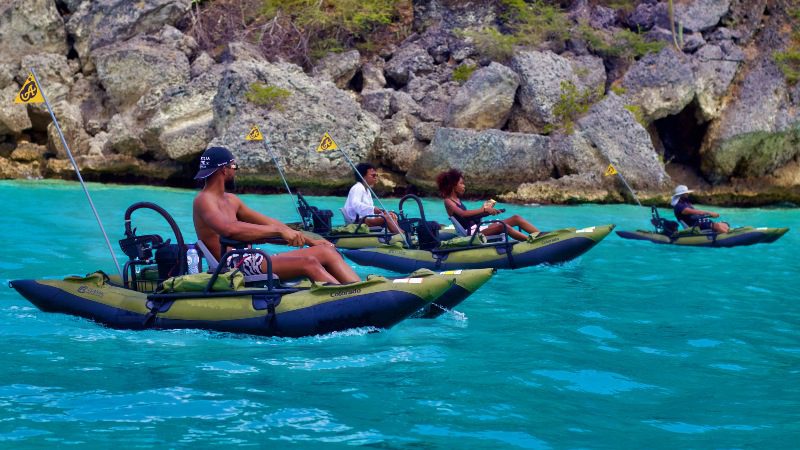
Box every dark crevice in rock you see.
[348,69,364,93]
[139,151,158,163]
[653,99,709,170]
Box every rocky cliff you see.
[1,0,798,205]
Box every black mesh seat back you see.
[155,243,182,279]
[417,220,440,250]
[651,217,679,236]
[397,218,439,250]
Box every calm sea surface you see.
[1,180,798,448]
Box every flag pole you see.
[605,163,642,207]
[315,132,409,246]
[336,146,411,248]
[249,125,303,222]
[28,68,123,278]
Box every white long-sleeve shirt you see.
[342,182,376,223]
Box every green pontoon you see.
[616,207,789,247]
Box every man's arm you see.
[234,197,286,227]
[680,206,720,218]
[233,196,331,246]
[194,194,304,245]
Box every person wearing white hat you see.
[671,185,729,233]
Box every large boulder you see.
[412,0,497,32]
[502,173,621,204]
[361,59,387,91]
[575,93,670,190]
[406,128,553,193]
[444,62,519,130]
[693,43,743,120]
[0,84,32,135]
[406,69,460,122]
[19,53,79,104]
[69,75,112,135]
[66,0,192,71]
[0,0,68,63]
[373,112,424,173]
[621,47,696,122]
[140,68,224,161]
[313,50,361,89]
[702,61,798,182]
[0,156,42,179]
[701,10,800,184]
[674,0,731,32]
[210,46,381,188]
[384,43,435,87]
[93,32,191,111]
[509,50,578,132]
[640,0,731,33]
[47,100,91,159]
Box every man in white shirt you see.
[342,163,400,233]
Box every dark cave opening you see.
[653,100,709,168]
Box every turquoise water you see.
[1,179,798,448]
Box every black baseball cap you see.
[194,146,235,180]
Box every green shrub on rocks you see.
[623,104,646,126]
[553,80,598,134]
[460,0,570,62]
[579,24,665,60]
[245,82,291,110]
[499,0,570,46]
[452,64,477,84]
[774,50,800,85]
[461,27,517,62]
[774,8,800,85]
[187,0,410,68]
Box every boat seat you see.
[677,218,716,235]
[195,239,284,288]
[341,208,386,233]
[448,216,506,243]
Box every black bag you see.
[156,243,182,280]
[312,208,334,233]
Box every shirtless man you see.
[192,146,360,284]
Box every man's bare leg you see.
[712,222,730,233]
[268,255,340,284]
[269,246,359,284]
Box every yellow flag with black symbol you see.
[604,164,618,176]
[14,73,44,104]
[246,125,264,141]
[316,132,338,152]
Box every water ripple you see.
[531,369,659,395]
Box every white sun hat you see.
[670,185,693,206]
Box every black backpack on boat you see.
[650,206,679,236]
[297,192,333,234]
[397,194,440,250]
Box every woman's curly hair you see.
[436,168,463,197]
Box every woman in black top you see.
[436,168,540,241]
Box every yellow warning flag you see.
[604,164,618,176]
[316,132,338,152]
[14,73,45,104]
[246,125,264,141]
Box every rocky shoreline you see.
[1,0,799,206]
